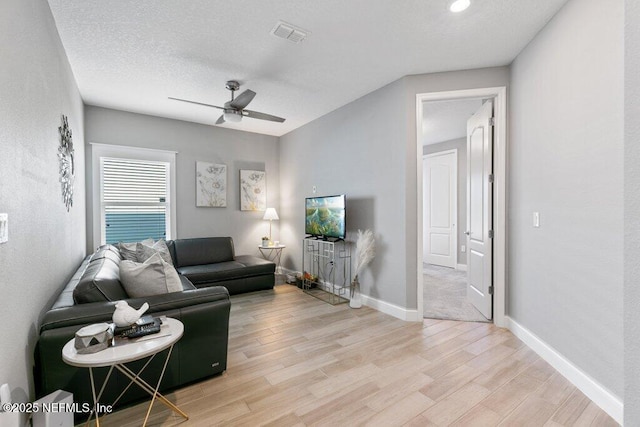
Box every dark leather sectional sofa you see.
[167,237,275,294]
[34,237,275,417]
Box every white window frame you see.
[91,143,177,247]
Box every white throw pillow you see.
[119,252,182,298]
[136,240,173,265]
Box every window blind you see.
[102,158,169,244]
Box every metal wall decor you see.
[58,114,75,211]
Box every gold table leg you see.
[114,345,189,424]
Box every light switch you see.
[461,245,466,253]
[312,186,317,194]
[533,212,540,228]
[0,213,7,243]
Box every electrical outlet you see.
[461,245,466,253]
[0,214,7,244]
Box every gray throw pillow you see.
[117,242,138,261]
[119,252,182,297]
[136,240,173,265]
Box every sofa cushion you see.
[170,237,235,268]
[92,245,122,265]
[234,255,277,272]
[136,240,173,265]
[52,256,92,310]
[73,254,128,304]
[120,253,182,298]
[177,256,274,285]
[95,244,120,254]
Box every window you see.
[91,144,176,247]
[101,158,169,244]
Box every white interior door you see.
[423,150,457,268]
[467,101,493,319]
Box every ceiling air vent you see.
[270,21,309,43]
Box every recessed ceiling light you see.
[450,0,471,13]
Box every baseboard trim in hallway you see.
[506,316,623,424]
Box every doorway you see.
[416,87,507,327]
[421,98,489,322]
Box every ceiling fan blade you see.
[215,114,225,124]
[243,109,286,123]
[229,89,256,110]
[168,97,224,110]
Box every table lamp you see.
[263,208,279,243]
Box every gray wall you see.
[280,67,509,311]
[0,0,86,407]
[279,78,409,307]
[625,0,640,423]
[84,107,279,257]
[423,137,467,266]
[509,0,623,399]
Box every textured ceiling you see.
[422,98,483,146]
[47,0,567,137]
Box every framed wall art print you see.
[239,170,266,211]
[196,161,227,207]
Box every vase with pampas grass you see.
[351,229,375,308]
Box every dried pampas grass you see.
[354,229,375,278]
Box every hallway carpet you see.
[423,263,490,322]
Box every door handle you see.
[465,231,470,235]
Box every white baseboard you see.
[361,294,420,322]
[283,268,417,322]
[505,317,622,425]
[456,263,467,271]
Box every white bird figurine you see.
[112,301,149,327]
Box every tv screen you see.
[305,195,346,239]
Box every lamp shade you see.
[263,208,279,221]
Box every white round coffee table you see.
[62,317,187,426]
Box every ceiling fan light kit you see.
[223,110,242,123]
[169,80,285,126]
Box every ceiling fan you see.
[169,80,285,125]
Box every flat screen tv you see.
[305,194,346,240]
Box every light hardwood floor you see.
[98,285,618,426]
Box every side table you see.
[62,317,188,426]
[258,244,286,274]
